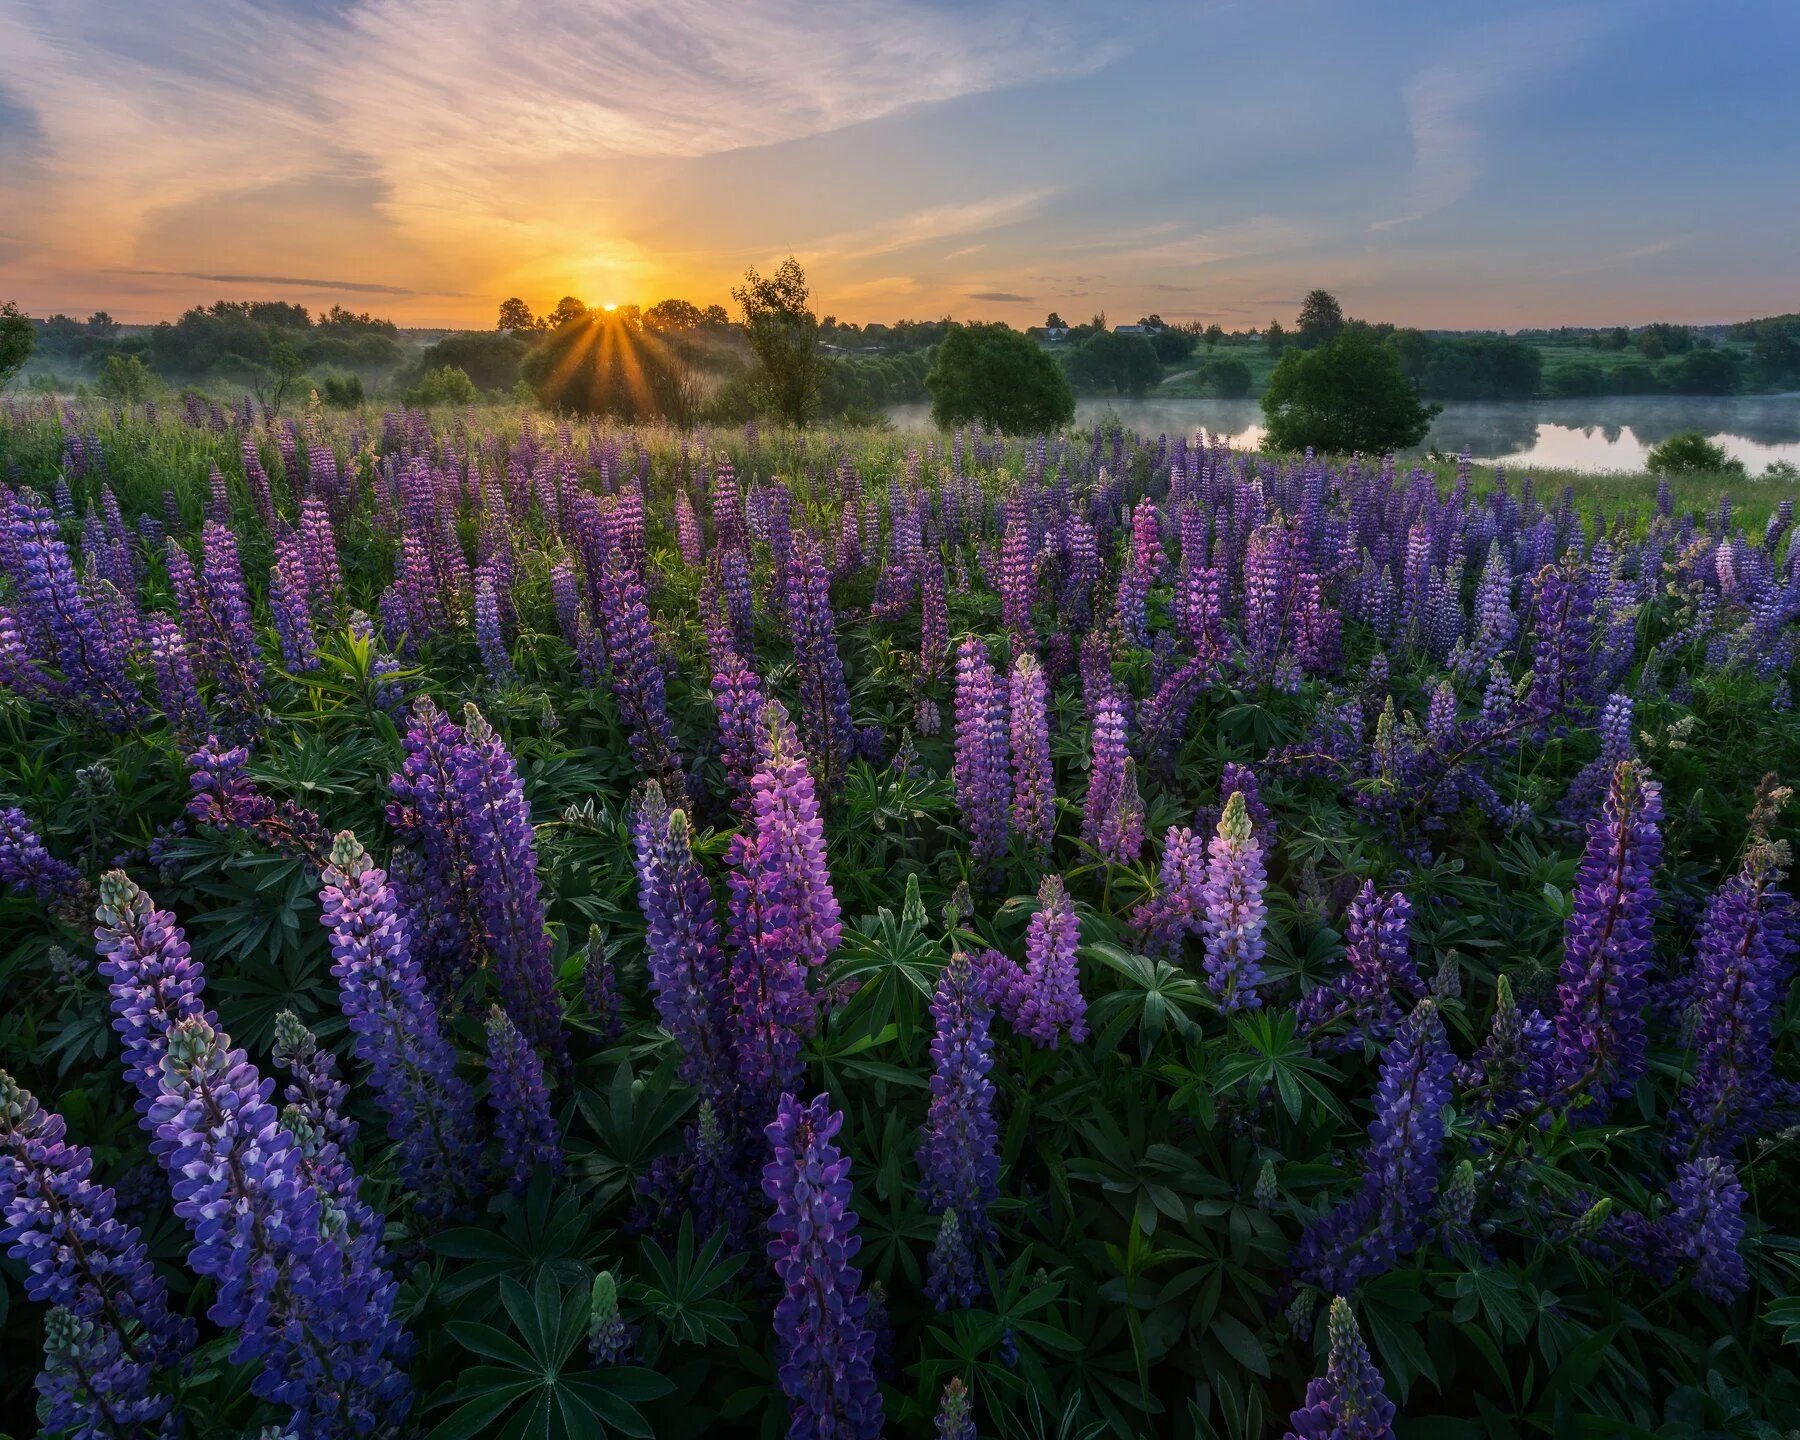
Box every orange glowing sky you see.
[2,1,1798,331]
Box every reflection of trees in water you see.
[1426,397,1800,459]
[1532,397,1800,448]
[1423,408,1542,458]
[891,394,1800,461]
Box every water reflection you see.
[885,395,1800,474]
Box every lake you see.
[885,394,1800,475]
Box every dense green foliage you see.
[1262,329,1439,454]
[925,323,1075,432]
[1647,429,1746,475]
[1063,330,1162,395]
[0,402,1797,1440]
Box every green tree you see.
[1063,330,1161,396]
[0,301,34,390]
[497,297,539,332]
[97,353,154,403]
[1203,323,1224,350]
[417,331,529,392]
[1260,328,1438,454]
[1645,430,1743,475]
[1666,348,1741,395]
[547,296,588,330]
[733,257,823,428]
[644,298,706,332]
[320,373,365,407]
[263,341,309,415]
[1264,317,1288,354]
[1296,289,1345,349]
[405,365,479,407]
[1202,357,1253,398]
[1045,311,1067,330]
[925,322,1075,432]
[1151,328,1198,364]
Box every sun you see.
[602,302,618,312]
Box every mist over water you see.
[887,394,1800,474]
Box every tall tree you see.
[0,302,32,390]
[496,297,539,332]
[1296,289,1345,349]
[733,257,823,428]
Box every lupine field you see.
[2,392,1799,1440]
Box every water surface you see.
[886,395,1800,475]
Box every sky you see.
[1,0,1797,330]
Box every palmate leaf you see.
[633,1213,749,1349]
[1085,942,1207,1060]
[1211,1009,1346,1122]
[429,1268,672,1440]
[428,1170,599,1312]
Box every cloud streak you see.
[1373,10,1605,231]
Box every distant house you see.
[1114,323,1163,337]
[1041,326,1070,343]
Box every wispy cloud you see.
[120,269,433,296]
[1373,10,1605,231]
[967,290,1032,303]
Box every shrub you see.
[1646,430,1744,474]
[404,365,478,407]
[1261,328,1438,454]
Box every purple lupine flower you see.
[1000,518,1035,646]
[762,1092,885,1440]
[1293,1000,1455,1293]
[298,497,342,617]
[786,533,856,789]
[706,609,767,810]
[1199,792,1268,1013]
[6,488,143,727]
[1461,973,1555,1128]
[454,704,570,1071]
[93,870,216,1116]
[195,520,267,715]
[1097,753,1145,866]
[1673,839,1795,1156]
[582,923,623,1043]
[1008,653,1054,853]
[674,490,704,567]
[148,1016,412,1439]
[186,736,332,866]
[1285,1297,1396,1440]
[632,783,734,1105]
[474,574,512,681]
[485,1005,564,1196]
[596,551,683,786]
[1,1070,191,1440]
[917,951,1000,1308]
[387,698,484,993]
[1298,883,1421,1047]
[724,704,840,1124]
[1668,1156,1748,1303]
[920,555,948,680]
[0,805,84,912]
[1130,823,1208,955]
[990,875,1087,1048]
[935,1377,976,1440]
[320,830,481,1220]
[269,529,320,673]
[953,637,1010,873]
[270,1012,377,1236]
[1082,691,1129,854]
[1563,692,1634,821]
[1554,759,1663,1113]
[1525,559,1595,729]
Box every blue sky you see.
[1,0,1796,327]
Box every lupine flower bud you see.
[1284,1297,1396,1440]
